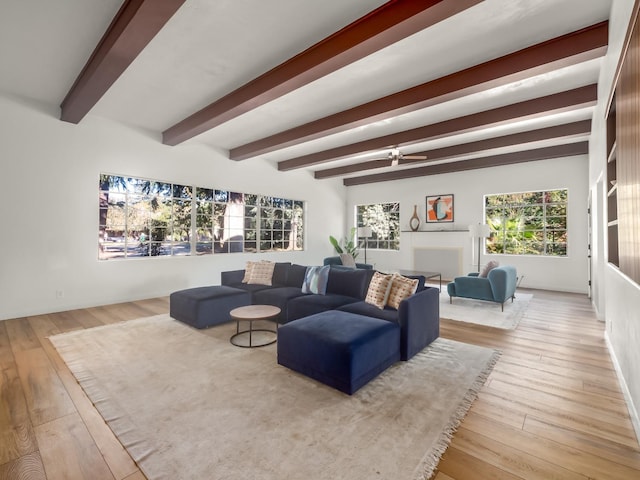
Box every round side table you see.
[229,305,280,348]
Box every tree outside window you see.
[356,203,400,250]
[99,174,304,260]
[485,189,568,256]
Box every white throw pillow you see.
[479,260,499,278]
[339,253,357,268]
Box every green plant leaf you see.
[329,235,343,254]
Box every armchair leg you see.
[501,302,504,312]
[449,296,452,304]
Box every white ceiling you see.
[0,0,613,182]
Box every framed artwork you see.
[426,194,454,223]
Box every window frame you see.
[99,174,304,260]
[484,189,568,257]
[355,202,401,251]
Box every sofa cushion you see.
[170,286,251,329]
[252,286,308,320]
[365,271,393,309]
[223,282,273,295]
[286,293,361,322]
[337,301,399,323]
[285,264,308,288]
[272,262,292,286]
[326,267,375,299]
[302,265,330,294]
[277,310,401,394]
[386,274,419,309]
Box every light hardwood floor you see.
[1,290,639,479]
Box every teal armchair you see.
[323,256,373,270]
[447,265,517,311]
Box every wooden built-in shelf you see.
[607,141,617,163]
[607,91,618,267]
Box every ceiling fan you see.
[378,147,428,166]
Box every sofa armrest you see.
[397,287,439,361]
[221,269,245,285]
[450,275,494,301]
[487,266,517,302]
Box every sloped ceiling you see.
[0,0,612,185]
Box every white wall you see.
[589,0,640,439]
[0,94,346,320]
[346,156,590,293]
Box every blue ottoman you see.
[170,286,251,329]
[277,310,401,395]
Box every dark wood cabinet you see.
[607,6,640,284]
[606,99,618,267]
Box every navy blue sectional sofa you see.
[221,262,439,361]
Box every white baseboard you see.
[605,331,640,444]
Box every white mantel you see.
[401,230,477,280]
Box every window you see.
[99,174,304,260]
[356,202,400,250]
[484,189,568,256]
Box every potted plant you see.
[329,227,359,259]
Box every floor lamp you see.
[468,223,491,272]
[357,226,372,264]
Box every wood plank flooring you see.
[0,289,638,479]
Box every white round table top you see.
[230,304,281,321]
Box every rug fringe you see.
[413,349,502,480]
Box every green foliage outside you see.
[485,189,568,256]
[99,174,304,259]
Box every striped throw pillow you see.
[301,265,330,294]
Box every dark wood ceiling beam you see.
[162,0,483,145]
[343,142,589,186]
[231,21,607,160]
[278,84,597,171]
[60,0,186,124]
[314,120,592,178]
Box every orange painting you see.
[426,194,454,223]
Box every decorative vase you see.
[409,205,420,232]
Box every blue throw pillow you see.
[301,266,330,294]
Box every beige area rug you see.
[438,289,533,329]
[49,315,499,480]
